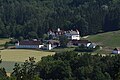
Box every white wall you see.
[71,35,80,40]
[47,44,52,50]
[16,45,43,49]
[39,45,44,48]
[112,50,120,54]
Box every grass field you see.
[0,49,55,62]
[51,47,75,53]
[0,38,10,44]
[85,30,120,54]
[0,38,10,48]
[87,30,120,48]
[0,49,55,73]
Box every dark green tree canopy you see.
[0,0,119,38]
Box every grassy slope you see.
[0,38,10,48]
[87,30,120,48]
[85,30,120,54]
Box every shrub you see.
[75,45,100,52]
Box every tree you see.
[18,36,24,41]
[59,35,69,48]
[11,57,38,80]
[28,31,38,39]
[0,0,119,38]
[4,42,9,49]
[0,19,5,37]
[38,60,72,80]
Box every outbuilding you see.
[15,40,44,49]
[112,48,120,54]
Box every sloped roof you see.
[19,41,42,45]
[114,48,120,51]
[71,40,91,44]
[47,40,60,45]
[69,31,78,35]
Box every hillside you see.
[87,30,120,48]
[0,0,120,38]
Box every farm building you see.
[47,28,80,40]
[65,30,80,40]
[15,40,44,49]
[112,48,120,54]
[67,40,96,48]
[43,40,60,50]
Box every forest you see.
[0,0,120,38]
[1,52,120,80]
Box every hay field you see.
[0,49,55,62]
[0,38,10,44]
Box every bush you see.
[4,42,9,49]
[75,45,100,52]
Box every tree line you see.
[0,0,120,38]
[1,52,120,80]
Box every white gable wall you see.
[39,45,44,48]
[47,44,52,50]
[71,35,80,40]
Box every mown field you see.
[0,49,55,62]
[0,49,55,72]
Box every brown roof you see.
[71,40,91,44]
[19,41,42,45]
[47,40,60,45]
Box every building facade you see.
[112,48,120,54]
[15,40,44,49]
[47,28,80,40]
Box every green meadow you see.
[87,30,120,48]
[0,49,55,73]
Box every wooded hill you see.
[0,0,120,38]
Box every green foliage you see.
[0,68,7,80]
[4,42,9,49]
[28,31,38,39]
[37,60,72,80]
[2,51,120,79]
[36,51,120,80]
[0,55,2,63]
[59,35,69,48]
[43,34,49,40]
[18,36,24,41]
[75,45,99,52]
[33,75,41,80]
[0,0,119,38]
[11,57,38,80]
